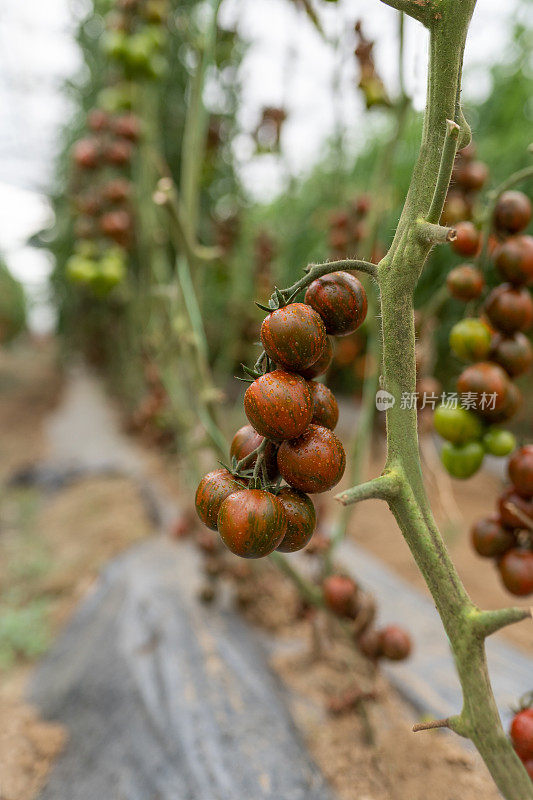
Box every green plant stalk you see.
[180,0,222,234]
[336,2,533,795]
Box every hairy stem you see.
[341,2,533,795]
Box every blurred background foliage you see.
[39,0,532,459]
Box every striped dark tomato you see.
[244,370,312,440]
[490,332,533,378]
[260,303,327,371]
[307,381,339,430]
[485,284,533,334]
[304,271,367,336]
[275,487,316,553]
[230,424,279,479]
[498,549,533,596]
[456,362,511,414]
[195,469,245,531]
[218,489,287,558]
[509,445,533,499]
[300,336,334,379]
[277,424,346,493]
[494,235,533,286]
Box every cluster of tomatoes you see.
[471,445,533,596]
[195,270,368,559]
[102,0,168,82]
[66,107,139,294]
[323,574,412,662]
[434,172,532,478]
[510,697,533,780]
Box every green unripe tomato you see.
[66,255,97,284]
[441,441,485,479]
[449,318,492,362]
[433,404,482,444]
[123,32,156,70]
[101,30,128,60]
[482,428,517,457]
[97,84,134,112]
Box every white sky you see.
[0,0,522,330]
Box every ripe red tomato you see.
[300,336,333,379]
[379,625,412,661]
[307,381,339,430]
[494,235,533,287]
[304,271,368,336]
[100,210,132,241]
[485,284,533,334]
[451,222,480,257]
[112,112,142,141]
[498,549,533,596]
[103,178,132,204]
[87,108,109,132]
[509,445,533,499]
[195,469,245,530]
[323,575,359,617]
[105,138,134,166]
[494,191,532,234]
[490,332,533,378]
[510,708,533,760]
[357,628,383,659]
[454,160,489,192]
[471,516,516,558]
[277,424,346,493]
[446,264,485,301]
[260,303,327,371]
[481,381,522,424]
[217,489,287,558]
[498,486,533,529]
[275,487,316,553]
[456,362,511,415]
[244,370,312,440]
[73,138,100,169]
[230,424,279,480]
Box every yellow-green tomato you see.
[101,30,128,60]
[441,441,484,479]
[449,318,492,362]
[433,404,482,444]
[66,255,97,284]
[482,428,517,457]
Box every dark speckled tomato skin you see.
[244,370,313,441]
[308,381,339,430]
[260,303,327,371]
[275,487,316,552]
[195,469,246,531]
[277,424,346,493]
[304,272,367,336]
[230,424,279,479]
[218,489,287,558]
[498,549,533,596]
[509,445,533,499]
[300,337,334,379]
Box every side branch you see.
[379,0,435,27]
[473,607,532,639]
[427,119,460,224]
[335,472,401,506]
[416,221,457,244]
[413,714,467,736]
